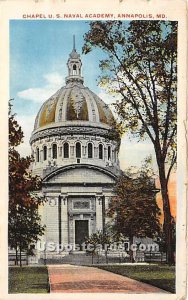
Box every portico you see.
[40,196,112,253]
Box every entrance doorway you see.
[75,220,89,246]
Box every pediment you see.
[43,164,116,184]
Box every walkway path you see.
[48,264,168,293]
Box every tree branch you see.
[166,150,176,184]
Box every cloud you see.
[98,90,121,106]
[121,140,154,151]
[17,72,65,103]
[119,139,156,171]
[43,73,64,86]
[98,91,115,105]
[97,89,122,118]
[17,87,56,103]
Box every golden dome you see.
[33,45,115,132]
[34,82,114,130]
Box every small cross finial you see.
[73,35,76,51]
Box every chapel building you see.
[30,41,121,254]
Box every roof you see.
[34,81,115,131]
[33,43,115,133]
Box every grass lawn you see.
[9,266,49,293]
[97,264,175,293]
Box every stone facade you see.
[30,42,121,257]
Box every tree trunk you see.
[15,245,18,265]
[19,247,22,267]
[157,158,174,265]
[19,239,22,267]
[129,236,134,263]
[105,250,108,264]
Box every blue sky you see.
[10,20,155,170]
[10,20,106,114]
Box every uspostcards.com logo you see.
[36,241,159,253]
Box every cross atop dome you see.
[70,35,79,59]
[73,34,76,51]
[66,35,84,84]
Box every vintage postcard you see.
[0,0,187,299]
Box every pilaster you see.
[96,195,103,231]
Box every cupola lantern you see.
[66,35,84,84]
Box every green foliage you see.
[97,265,175,293]
[85,229,113,250]
[9,204,45,254]
[83,21,177,264]
[108,160,161,240]
[155,217,176,253]
[9,266,49,293]
[85,228,114,264]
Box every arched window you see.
[64,142,69,158]
[52,144,57,159]
[43,145,47,161]
[108,146,111,160]
[36,147,39,162]
[88,143,93,158]
[76,142,81,158]
[99,144,103,159]
[73,64,77,75]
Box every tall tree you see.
[9,100,45,266]
[83,20,177,264]
[108,160,161,262]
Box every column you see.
[48,146,51,159]
[58,195,62,246]
[102,196,105,232]
[61,196,68,245]
[104,196,111,225]
[96,196,103,231]
[70,145,75,158]
[104,148,107,161]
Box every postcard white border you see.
[0,0,187,299]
